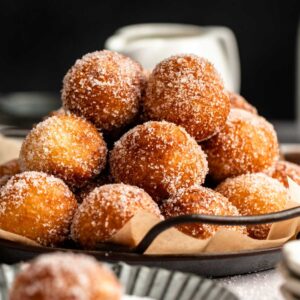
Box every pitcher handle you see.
[206,26,241,92]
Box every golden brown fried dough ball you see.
[110,121,208,202]
[0,172,77,246]
[271,160,300,188]
[62,50,145,131]
[229,91,258,114]
[10,252,121,300]
[0,159,20,187]
[71,183,162,248]
[160,185,245,239]
[143,54,230,141]
[202,109,279,182]
[19,114,107,188]
[216,173,289,239]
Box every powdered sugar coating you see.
[202,108,279,181]
[161,185,245,239]
[216,173,289,239]
[229,91,258,114]
[0,171,77,246]
[143,54,230,141]
[110,121,208,202]
[19,114,107,188]
[71,183,162,248]
[10,252,121,300]
[62,50,145,131]
[271,160,300,188]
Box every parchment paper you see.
[0,134,22,164]
[1,135,300,255]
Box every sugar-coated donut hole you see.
[19,114,107,188]
[202,108,279,182]
[9,252,121,300]
[0,171,78,246]
[71,183,162,248]
[62,50,145,131]
[216,173,289,239]
[143,54,230,141]
[160,185,245,239]
[229,91,258,114]
[110,121,208,202]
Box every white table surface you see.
[215,269,284,300]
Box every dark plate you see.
[2,194,299,277]
[0,238,282,278]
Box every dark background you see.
[0,0,299,120]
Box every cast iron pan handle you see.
[134,207,300,254]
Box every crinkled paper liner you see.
[0,229,39,246]
[0,134,300,255]
[110,178,300,254]
[0,134,22,165]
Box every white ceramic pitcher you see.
[105,23,241,92]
